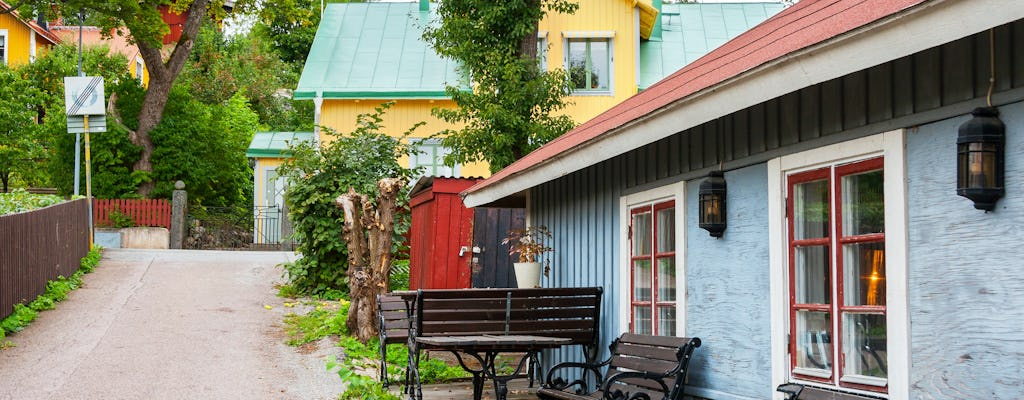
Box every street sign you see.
[67,115,107,133]
[64,76,105,116]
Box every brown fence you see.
[0,199,90,320]
[94,198,171,229]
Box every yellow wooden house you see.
[248,0,783,243]
[286,0,784,178]
[0,1,59,67]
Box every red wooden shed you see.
[408,177,478,290]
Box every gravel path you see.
[0,249,342,400]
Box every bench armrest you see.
[599,370,670,400]
[543,359,611,394]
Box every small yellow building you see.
[0,1,59,67]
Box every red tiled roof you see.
[0,0,61,44]
[465,0,928,195]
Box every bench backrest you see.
[378,294,411,345]
[603,333,702,400]
[415,287,603,348]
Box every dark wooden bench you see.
[411,287,603,400]
[537,333,702,400]
[776,383,884,400]
[377,294,412,388]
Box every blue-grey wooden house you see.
[462,0,1024,399]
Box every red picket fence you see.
[93,199,172,229]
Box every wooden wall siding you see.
[0,200,90,320]
[905,101,1024,399]
[684,164,772,400]
[618,22,1024,191]
[533,159,623,371]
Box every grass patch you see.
[0,246,102,347]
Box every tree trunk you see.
[336,178,405,343]
[129,0,210,197]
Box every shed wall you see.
[905,101,1024,398]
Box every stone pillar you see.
[170,180,187,249]
[279,200,293,251]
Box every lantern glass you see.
[957,142,999,189]
[700,193,723,224]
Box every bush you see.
[276,102,418,296]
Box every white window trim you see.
[767,130,910,399]
[135,56,145,83]
[409,138,460,177]
[29,31,36,63]
[563,36,614,97]
[617,181,686,337]
[0,29,8,66]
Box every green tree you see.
[0,66,46,192]
[277,103,418,296]
[251,0,364,72]
[181,22,312,131]
[422,0,578,173]
[9,0,254,197]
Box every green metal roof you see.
[294,2,465,100]
[639,2,785,90]
[246,132,315,158]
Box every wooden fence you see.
[93,198,172,229]
[0,199,90,320]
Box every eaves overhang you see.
[463,0,1022,208]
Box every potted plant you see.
[502,225,554,288]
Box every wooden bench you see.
[377,294,412,388]
[411,287,603,400]
[537,333,702,400]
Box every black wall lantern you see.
[699,170,727,238]
[957,107,1005,211]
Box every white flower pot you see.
[513,262,542,288]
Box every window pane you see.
[568,40,588,89]
[794,179,830,240]
[656,207,675,253]
[658,306,676,336]
[633,259,652,302]
[633,306,651,335]
[589,40,609,90]
[843,242,886,306]
[842,313,887,380]
[632,211,652,256]
[657,257,675,302]
[794,245,830,304]
[795,311,832,373]
[842,170,884,236]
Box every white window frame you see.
[409,138,459,178]
[618,181,686,337]
[767,130,910,399]
[537,31,548,72]
[135,57,145,84]
[563,31,614,96]
[0,29,8,66]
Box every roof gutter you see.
[463,0,1020,208]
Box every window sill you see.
[570,91,614,97]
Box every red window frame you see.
[629,200,676,336]
[787,157,887,393]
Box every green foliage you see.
[0,247,102,340]
[423,0,579,172]
[149,88,258,206]
[182,22,313,131]
[107,209,137,228]
[0,190,65,215]
[251,0,365,72]
[283,299,350,346]
[0,64,47,191]
[276,103,417,296]
[388,260,410,292]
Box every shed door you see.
[471,208,525,288]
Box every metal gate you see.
[253,205,280,245]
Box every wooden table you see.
[416,335,571,400]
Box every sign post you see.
[65,76,107,247]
